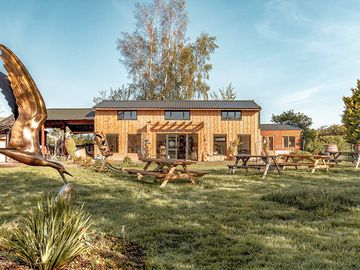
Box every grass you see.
[1,163,360,269]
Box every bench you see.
[174,169,208,177]
[227,164,266,174]
[125,169,166,180]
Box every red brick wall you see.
[260,130,302,153]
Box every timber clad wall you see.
[260,129,302,154]
[95,109,261,161]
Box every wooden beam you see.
[41,125,45,158]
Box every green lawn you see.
[1,163,360,269]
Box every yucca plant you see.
[7,197,91,270]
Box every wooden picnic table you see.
[125,158,206,188]
[278,154,330,173]
[227,154,282,179]
[328,151,360,169]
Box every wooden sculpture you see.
[94,131,115,172]
[0,44,72,184]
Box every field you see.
[0,162,360,269]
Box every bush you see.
[6,197,91,270]
[122,156,133,167]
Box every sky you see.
[0,0,360,127]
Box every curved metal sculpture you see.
[0,44,72,184]
[94,131,126,172]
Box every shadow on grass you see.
[1,166,360,269]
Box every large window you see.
[238,134,251,154]
[283,136,295,148]
[213,135,227,155]
[263,136,274,151]
[117,110,137,120]
[127,134,141,153]
[221,111,241,120]
[165,110,190,120]
[106,134,119,153]
[268,136,274,150]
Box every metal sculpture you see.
[0,44,73,185]
[94,131,117,172]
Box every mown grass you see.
[1,163,360,269]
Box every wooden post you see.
[41,125,45,158]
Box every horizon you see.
[1,0,360,128]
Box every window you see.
[118,110,137,120]
[269,137,274,150]
[238,134,251,154]
[213,135,227,155]
[221,111,241,120]
[283,136,295,148]
[127,134,141,153]
[165,110,190,120]
[106,134,119,153]
[263,136,274,151]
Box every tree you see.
[93,85,136,104]
[342,80,360,144]
[117,0,218,100]
[271,109,315,151]
[210,83,237,100]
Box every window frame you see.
[117,110,137,120]
[164,110,191,120]
[106,134,119,153]
[127,134,141,153]
[283,136,296,148]
[221,110,242,121]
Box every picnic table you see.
[328,151,360,169]
[227,154,282,179]
[125,158,206,188]
[278,154,330,173]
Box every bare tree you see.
[117,0,218,100]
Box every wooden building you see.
[94,100,262,161]
[260,124,302,154]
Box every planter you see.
[324,144,338,153]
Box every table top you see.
[143,158,197,165]
[235,154,277,158]
[280,154,330,159]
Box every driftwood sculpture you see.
[0,44,73,187]
[94,131,123,172]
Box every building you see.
[260,124,303,154]
[0,108,95,162]
[94,100,262,161]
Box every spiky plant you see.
[7,197,91,270]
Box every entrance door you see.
[166,134,178,159]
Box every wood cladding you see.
[260,130,302,153]
[95,109,261,161]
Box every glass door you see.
[166,134,178,159]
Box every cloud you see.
[279,85,324,105]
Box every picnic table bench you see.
[125,158,206,188]
[327,151,360,169]
[228,154,282,179]
[277,154,330,173]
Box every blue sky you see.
[1,0,359,127]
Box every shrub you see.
[122,156,133,167]
[6,197,91,270]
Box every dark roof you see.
[0,115,15,126]
[94,100,261,110]
[47,108,94,120]
[260,124,303,131]
[0,109,94,126]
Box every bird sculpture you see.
[94,131,114,172]
[0,44,73,185]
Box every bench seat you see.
[125,169,165,178]
[174,169,208,177]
